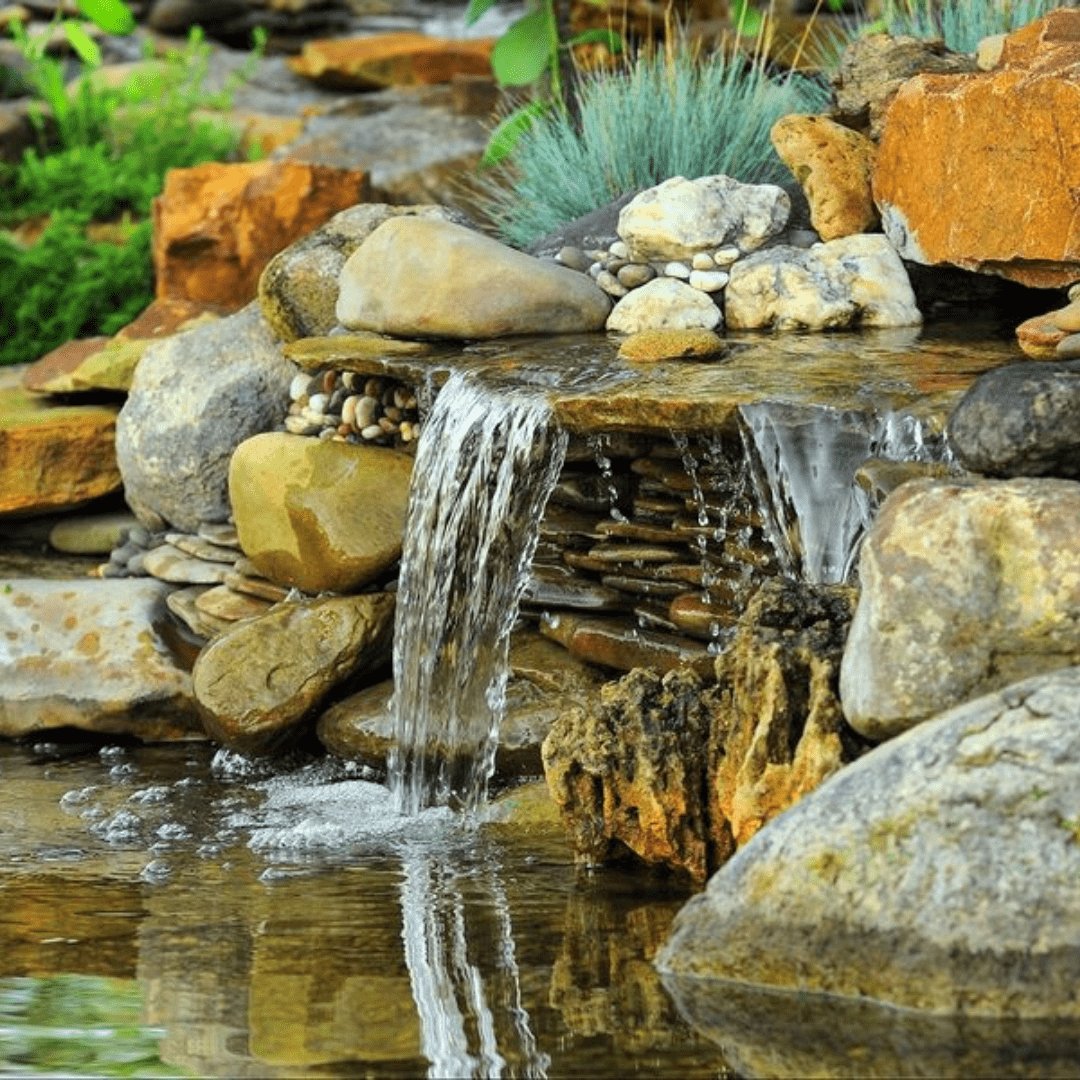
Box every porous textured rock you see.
[873,11,1080,289]
[193,592,395,754]
[658,666,1080,1019]
[0,578,200,739]
[258,203,470,342]
[616,175,790,263]
[770,113,878,241]
[606,278,722,334]
[336,217,611,338]
[725,234,920,330]
[947,359,1080,479]
[116,302,297,532]
[229,432,412,594]
[840,477,1080,742]
[616,328,725,362]
[152,160,372,310]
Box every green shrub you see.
[878,0,1064,53]
[478,46,829,250]
[0,212,153,367]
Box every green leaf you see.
[566,28,623,52]
[76,0,136,35]
[464,0,499,28]
[478,100,550,168]
[61,21,102,67]
[730,0,765,37]
[490,7,555,87]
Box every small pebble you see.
[588,262,603,279]
[556,245,591,272]
[341,394,359,427]
[713,246,740,266]
[289,373,310,401]
[356,396,379,429]
[595,270,628,298]
[609,240,629,259]
[378,416,399,434]
[341,371,358,391]
[361,423,384,440]
[617,263,655,289]
[1050,302,1080,333]
[688,269,729,293]
[307,393,328,416]
[692,252,715,270]
[663,261,691,279]
[1056,332,1080,358]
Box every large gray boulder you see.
[656,666,1080,1018]
[116,302,297,532]
[840,476,1080,742]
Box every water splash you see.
[389,370,568,816]
[738,402,948,584]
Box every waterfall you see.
[738,402,949,584]
[389,370,568,816]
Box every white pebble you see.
[400,421,415,442]
[688,269,729,293]
[341,394,359,428]
[692,252,715,270]
[713,246,740,266]
[356,396,379,429]
[588,262,603,279]
[595,270,628,298]
[608,240,629,259]
[341,371,358,392]
[289,373,311,401]
[378,416,399,434]
[307,393,328,416]
[284,415,316,435]
[663,261,691,279]
[361,423,384,440]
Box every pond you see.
[0,739,731,1079]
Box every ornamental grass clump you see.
[478,45,828,250]
[878,0,1065,53]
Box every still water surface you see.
[0,739,732,1079]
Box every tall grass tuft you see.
[879,0,1066,53]
[478,44,828,250]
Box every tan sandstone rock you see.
[229,432,413,595]
[840,476,1080,741]
[770,113,878,241]
[193,592,395,754]
[1016,298,1080,358]
[873,10,1080,289]
[152,161,372,311]
[0,382,121,516]
[289,32,495,90]
[336,216,611,338]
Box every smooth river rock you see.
[229,432,412,594]
[605,278,723,334]
[657,666,1080,1019]
[840,477,1080,742]
[336,217,611,338]
[193,592,395,754]
[947,359,1080,479]
[0,578,201,740]
[116,302,297,532]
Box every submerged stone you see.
[657,666,1080,1019]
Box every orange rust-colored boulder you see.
[289,32,495,90]
[152,160,371,311]
[873,9,1080,289]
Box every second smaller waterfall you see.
[389,370,568,816]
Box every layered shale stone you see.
[725,234,920,330]
[658,666,1080,1019]
[770,113,879,241]
[229,432,412,595]
[616,175,790,263]
[873,10,1080,289]
[193,592,395,754]
[152,160,372,310]
[947,360,1080,479]
[840,477,1080,741]
[116,303,296,532]
[0,578,200,739]
[336,217,611,338]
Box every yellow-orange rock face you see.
[289,33,495,90]
[873,10,1080,289]
[152,161,371,311]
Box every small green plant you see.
[874,0,1062,52]
[478,41,828,250]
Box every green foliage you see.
[875,0,1062,52]
[0,212,153,366]
[0,21,266,365]
[478,44,828,250]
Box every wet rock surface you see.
[657,665,1080,1019]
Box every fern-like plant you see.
[478,44,828,250]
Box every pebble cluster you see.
[285,369,422,446]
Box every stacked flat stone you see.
[285,369,422,446]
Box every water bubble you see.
[140,859,171,883]
[59,785,101,810]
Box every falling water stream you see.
[388,369,568,815]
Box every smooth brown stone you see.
[283,333,449,374]
[166,533,242,564]
[601,575,687,599]
[194,584,274,623]
[165,584,224,640]
[669,592,741,641]
[585,543,682,564]
[224,570,292,604]
[142,544,232,585]
[539,612,715,676]
[522,564,625,611]
[539,504,605,544]
[596,519,681,544]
